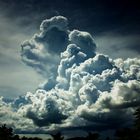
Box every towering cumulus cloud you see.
[0,16,140,133]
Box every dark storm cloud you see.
[20,16,69,85]
[69,30,96,57]
[1,0,140,60]
[0,16,140,134]
[21,16,97,93]
[26,106,67,127]
[1,16,139,133]
[0,0,140,134]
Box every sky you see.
[0,0,140,137]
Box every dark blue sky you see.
[1,0,140,56]
[1,0,140,34]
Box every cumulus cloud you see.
[1,16,140,133]
[21,16,69,87]
[77,80,140,128]
[0,96,35,132]
[69,30,96,57]
[21,16,96,91]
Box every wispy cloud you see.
[95,32,140,59]
[0,14,44,98]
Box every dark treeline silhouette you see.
[66,132,100,140]
[50,132,64,140]
[114,107,140,140]
[0,124,42,140]
[0,107,140,140]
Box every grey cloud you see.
[18,16,140,131]
[21,16,97,91]
[1,16,140,133]
[18,90,69,127]
[69,30,96,58]
[39,79,57,91]
[56,44,88,89]
[77,80,140,128]
[115,58,140,81]
[40,16,68,32]
[26,109,67,127]
[79,109,133,129]
[12,96,29,108]
[20,52,140,131]
[95,33,140,59]
[0,96,35,132]
[101,81,140,109]
[21,16,69,79]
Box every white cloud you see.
[1,16,140,133]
